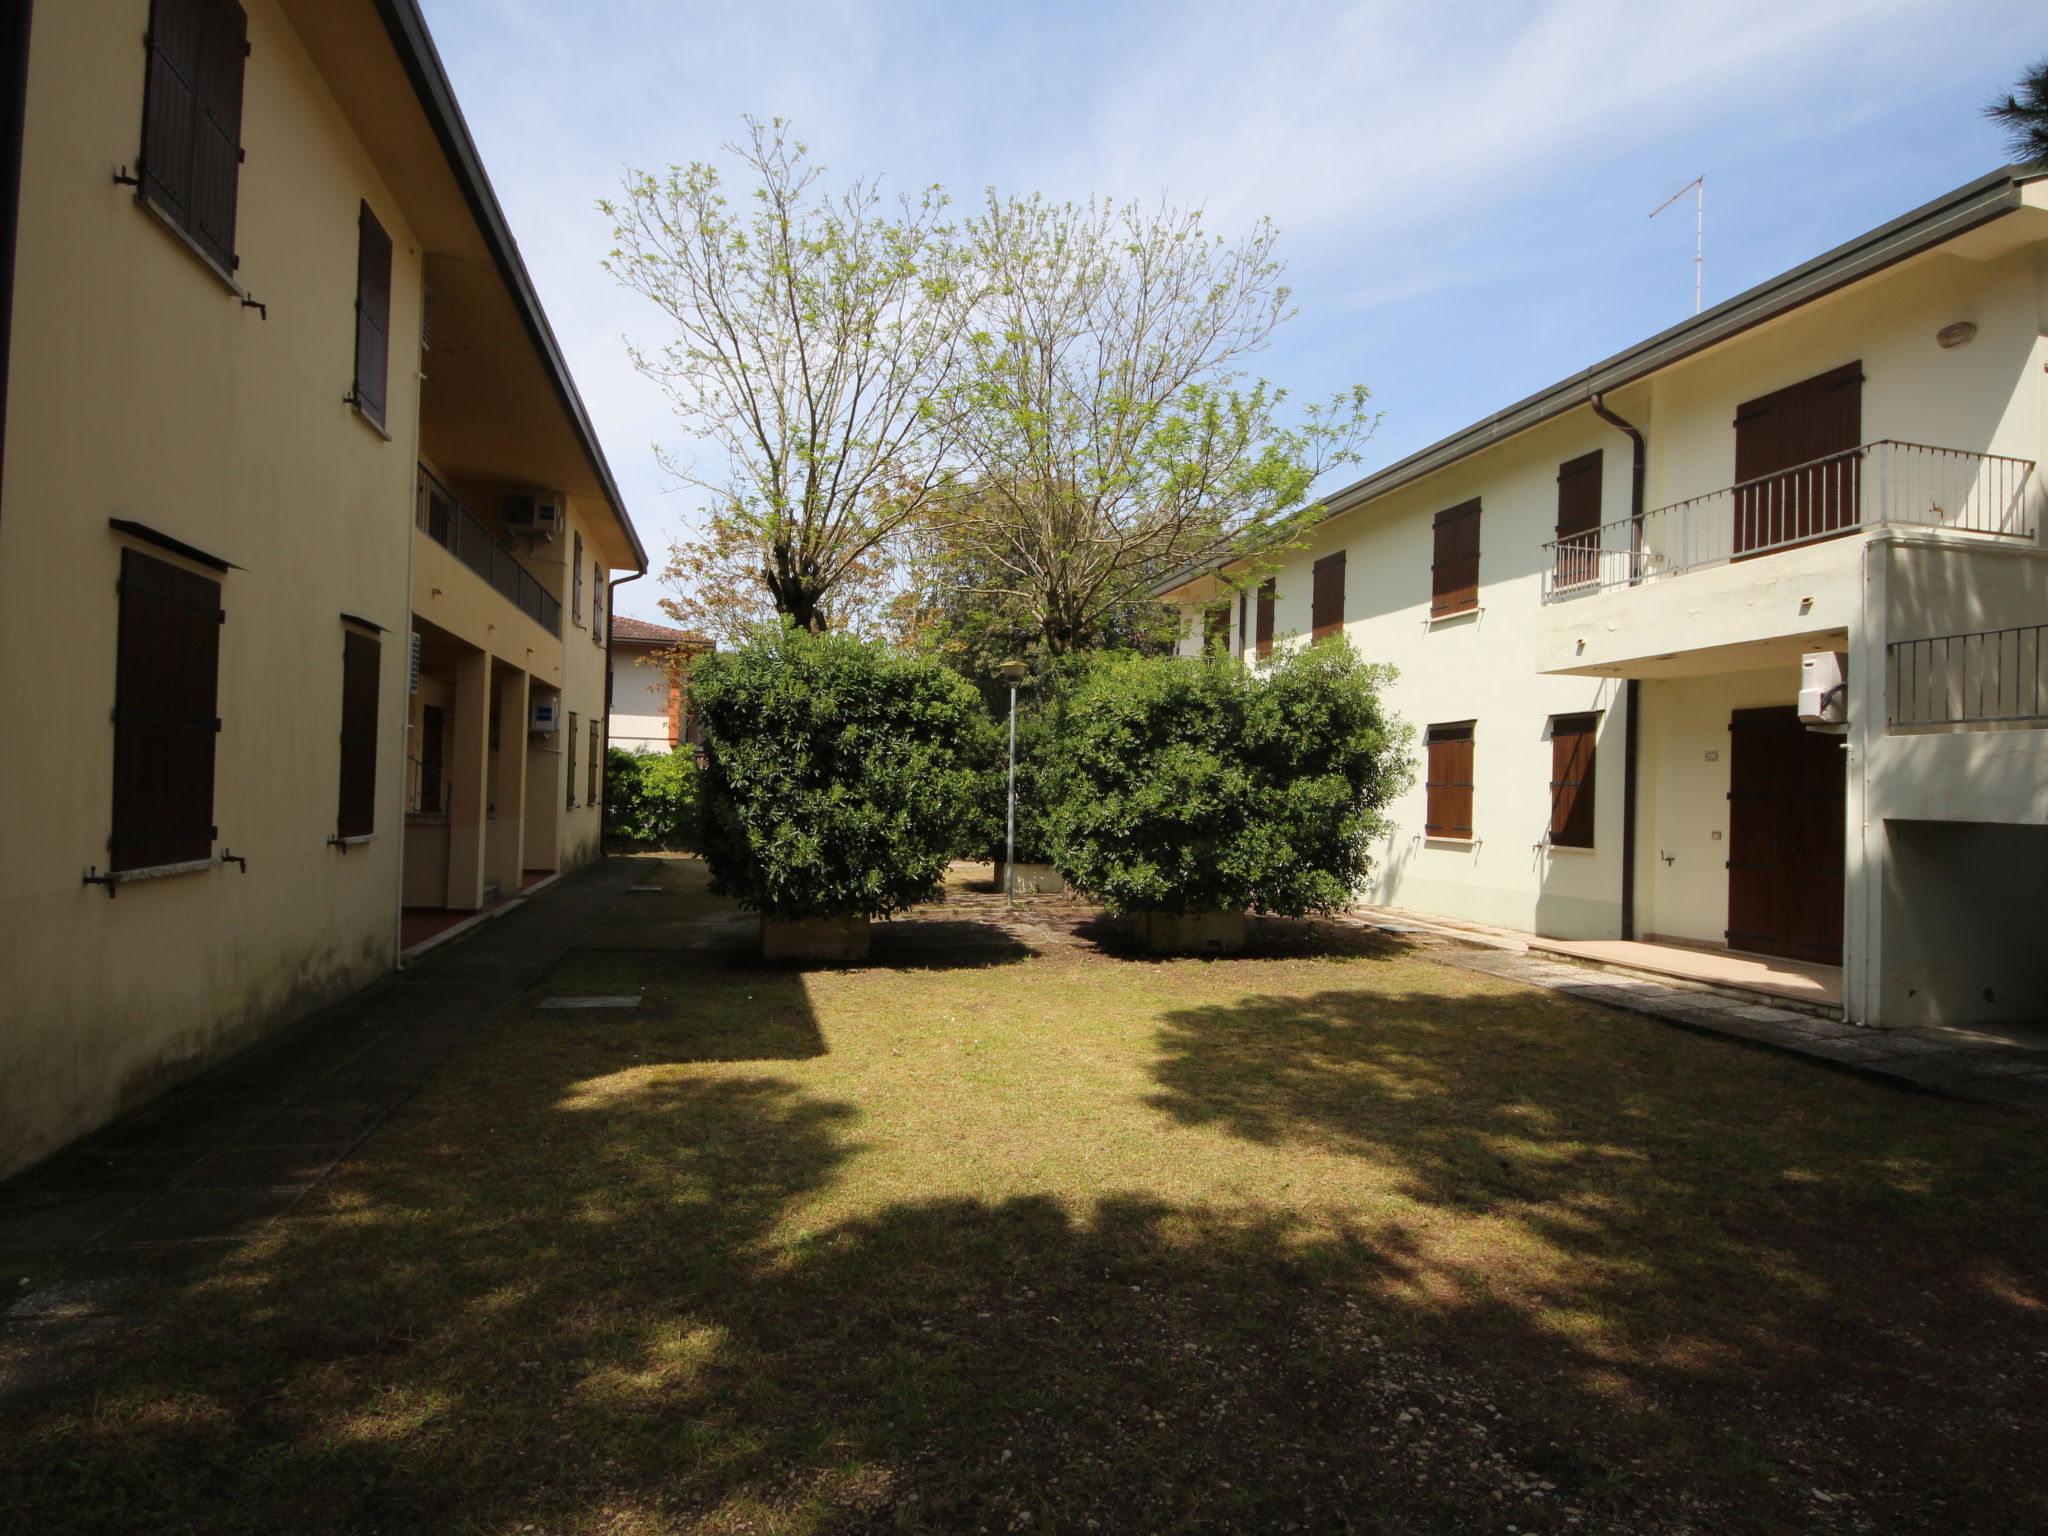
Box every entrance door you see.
[1726,706,1845,964]
[1732,361,1862,557]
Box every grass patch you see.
[9,858,2048,1534]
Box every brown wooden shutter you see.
[588,718,601,804]
[1554,452,1602,591]
[1733,362,1861,555]
[1202,603,1229,657]
[111,549,222,870]
[566,711,578,807]
[1424,722,1474,839]
[139,0,248,276]
[1254,578,1275,659]
[572,532,584,623]
[592,562,604,642]
[1548,713,1597,848]
[419,703,445,814]
[336,629,380,838]
[353,203,392,429]
[1430,500,1481,616]
[1311,551,1346,641]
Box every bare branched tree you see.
[603,119,972,632]
[936,194,1378,653]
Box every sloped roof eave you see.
[1154,161,2046,599]
[370,0,647,574]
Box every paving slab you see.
[178,1142,356,1190]
[0,854,651,1404]
[1425,936,2047,1117]
[93,1188,305,1246]
[1943,1076,2048,1112]
[1768,1018,1866,1041]
[240,1103,394,1146]
[1794,1035,1966,1064]
[1870,1054,2048,1089]
[1722,1004,1816,1024]
[0,1200,130,1255]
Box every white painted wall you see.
[1172,203,2047,1024]
[609,644,674,753]
[1634,665,1803,947]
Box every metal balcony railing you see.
[415,465,562,634]
[405,750,455,817]
[1887,623,2047,728]
[1541,441,2036,602]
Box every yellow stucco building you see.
[0,0,645,1178]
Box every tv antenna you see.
[1651,175,1705,315]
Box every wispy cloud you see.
[418,0,2048,617]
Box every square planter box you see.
[992,861,1070,896]
[1129,910,1246,955]
[761,914,871,961]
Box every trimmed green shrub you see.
[603,746,701,850]
[1041,643,1413,916]
[694,624,1000,919]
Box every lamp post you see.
[999,659,1029,907]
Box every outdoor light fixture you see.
[999,660,1029,905]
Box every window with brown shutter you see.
[352,203,392,430]
[1430,500,1481,616]
[1311,551,1346,641]
[587,718,601,804]
[110,548,223,871]
[1548,713,1598,849]
[336,629,380,838]
[1554,452,1602,591]
[1732,362,1862,556]
[1202,603,1229,657]
[566,711,579,808]
[138,0,249,279]
[1424,722,1474,840]
[592,561,605,645]
[572,533,584,624]
[1254,578,1275,659]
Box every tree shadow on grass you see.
[1068,912,1413,964]
[1145,983,2048,1521]
[8,988,2048,1535]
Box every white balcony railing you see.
[1540,440,2036,603]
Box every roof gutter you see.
[1154,162,2043,597]
[368,0,648,577]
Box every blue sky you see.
[419,0,2048,623]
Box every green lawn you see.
[10,858,2048,1534]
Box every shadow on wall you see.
[1880,818,2048,1027]
[8,968,2048,1531]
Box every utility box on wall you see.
[1799,651,1848,728]
[530,695,561,734]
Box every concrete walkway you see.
[1528,937,1842,1012]
[1346,906,2048,1115]
[0,855,649,1402]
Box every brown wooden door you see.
[1726,706,1845,964]
[1732,362,1862,557]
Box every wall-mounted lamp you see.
[1936,321,1977,350]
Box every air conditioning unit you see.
[530,696,561,735]
[503,495,562,540]
[1799,651,1848,729]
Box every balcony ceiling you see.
[279,0,641,573]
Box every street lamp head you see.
[998,660,1029,685]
